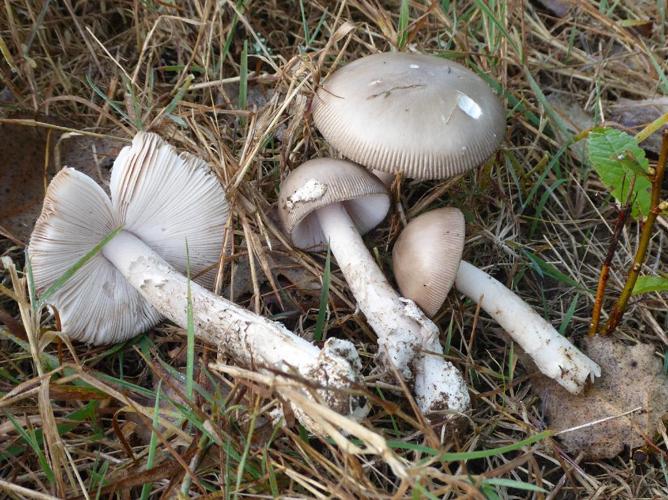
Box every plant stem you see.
[604,131,668,334]
[588,193,632,335]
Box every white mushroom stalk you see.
[28,133,365,427]
[316,203,470,414]
[455,261,601,393]
[392,207,600,395]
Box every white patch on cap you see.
[369,79,382,86]
[457,92,482,119]
[409,64,420,69]
[287,179,328,209]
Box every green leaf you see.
[587,127,652,218]
[632,275,668,295]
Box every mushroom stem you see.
[315,203,470,414]
[454,260,601,393]
[102,230,363,420]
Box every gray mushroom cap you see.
[277,158,389,250]
[312,52,505,180]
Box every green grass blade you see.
[438,431,551,461]
[299,0,310,48]
[239,40,248,112]
[307,8,328,47]
[313,244,331,341]
[93,459,110,500]
[140,380,162,500]
[163,74,194,122]
[472,0,519,54]
[397,0,410,49]
[221,1,245,66]
[559,293,579,335]
[185,240,195,401]
[37,226,123,309]
[85,74,129,121]
[5,412,55,484]
[388,430,552,462]
[24,251,37,310]
[482,477,547,493]
[235,409,258,497]
[523,250,583,290]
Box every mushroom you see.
[392,207,601,394]
[306,51,505,415]
[312,52,505,182]
[28,132,365,425]
[277,158,470,416]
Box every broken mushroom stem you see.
[315,203,470,414]
[455,260,601,393]
[103,230,362,416]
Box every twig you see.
[605,131,668,334]
[588,186,633,336]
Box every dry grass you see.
[1,0,668,498]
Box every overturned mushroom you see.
[392,207,601,394]
[278,158,470,416]
[28,132,365,424]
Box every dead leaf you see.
[0,115,123,244]
[609,97,668,154]
[532,336,668,460]
[546,93,594,162]
[56,132,123,186]
[0,119,54,243]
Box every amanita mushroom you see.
[312,52,505,181]
[392,207,601,394]
[28,132,365,423]
[277,158,470,415]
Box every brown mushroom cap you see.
[392,207,465,317]
[278,158,389,250]
[312,52,505,180]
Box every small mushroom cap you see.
[29,133,229,344]
[392,207,465,317]
[278,158,389,250]
[312,52,505,180]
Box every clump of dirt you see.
[533,335,668,459]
